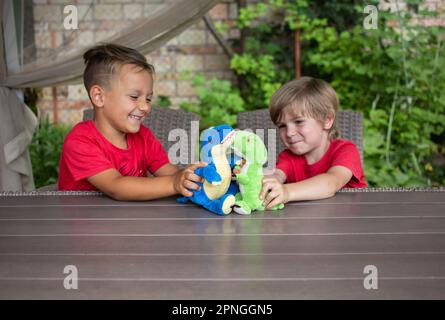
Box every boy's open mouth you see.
[129,114,144,121]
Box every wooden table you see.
[0,189,444,299]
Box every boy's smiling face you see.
[277,106,334,164]
[94,63,153,137]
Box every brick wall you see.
[33,0,239,124]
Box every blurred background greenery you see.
[29,118,71,188]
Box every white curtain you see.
[0,86,38,191]
[1,0,37,191]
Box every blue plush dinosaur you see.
[177,125,238,215]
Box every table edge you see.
[0,187,444,197]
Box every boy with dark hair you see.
[58,43,205,200]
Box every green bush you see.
[29,118,71,188]
[180,74,246,129]
[156,95,172,108]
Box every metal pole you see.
[294,28,301,78]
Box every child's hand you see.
[173,162,207,197]
[232,165,241,175]
[259,177,289,209]
[232,158,246,175]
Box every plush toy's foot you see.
[259,203,284,211]
[233,200,252,215]
[270,203,285,211]
[221,195,236,215]
[203,194,235,215]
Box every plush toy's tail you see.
[176,197,189,204]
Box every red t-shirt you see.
[58,120,169,190]
[276,139,367,188]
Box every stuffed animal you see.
[232,130,284,215]
[177,125,237,215]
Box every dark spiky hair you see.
[83,43,154,100]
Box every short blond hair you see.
[269,77,339,140]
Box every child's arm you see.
[156,162,222,184]
[87,162,206,201]
[284,166,352,201]
[261,166,352,208]
[152,163,181,176]
[263,168,286,184]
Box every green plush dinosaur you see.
[232,130,284,215]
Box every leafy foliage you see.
[29,118,71,188]
[180,74,245,129]
[155,95,172,108]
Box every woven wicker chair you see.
[236,109,364,167]
[36,184,58,191]
[36,107,200,191]
[82,107,200,167]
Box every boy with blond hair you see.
[260,77,366,208]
